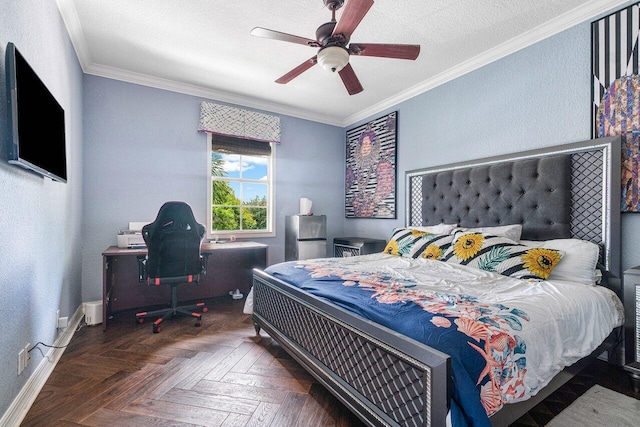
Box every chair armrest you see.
[137,255,147,282]
[201,254,210,278]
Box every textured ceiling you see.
[57,0,626,126]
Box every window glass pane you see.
[211,152,226,178]
[243,207,267,230]
[242,155,268,180]
[212,180,239,206]
[212,206,240,230]
[228,182,240,200]
[220,153,241,178]
[241,183,267,205]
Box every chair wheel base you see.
[136,302,206,333]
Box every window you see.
[208,134,275,238]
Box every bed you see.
[250,136,624,427]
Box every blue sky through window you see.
[219,154,268,203]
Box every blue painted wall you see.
[343,21,590,238]
[0,0,84,415]
[80,76,346,301]
[343,16,640,273]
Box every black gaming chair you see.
[135,201,208,333]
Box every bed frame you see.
[252,136,622,427]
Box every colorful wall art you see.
[592,2,640,212]
[345,111,397,218]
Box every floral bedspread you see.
[264,253,623,427]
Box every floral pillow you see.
[441,232,564,280]
[408,234,455,260]
[383,228,435,257]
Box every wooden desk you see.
[102,241,267,330]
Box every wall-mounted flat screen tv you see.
[6,42,67,183]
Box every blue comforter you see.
[265,258,533,427]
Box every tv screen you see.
[6,42,67,183]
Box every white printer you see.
[117,222,149,248]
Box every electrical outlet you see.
[56,309,68,329]
[24,343,30,368]
[57,316,68,329]
[18,349,24,375]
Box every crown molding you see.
[83,63,344,126]
[342,0,631,126]
[58,0,630,129]
[56,0,92,71]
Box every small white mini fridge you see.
[285,215,327,261]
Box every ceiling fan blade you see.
[251,27,318,47]
[276,56,318,84]
[338,63,363,95]
[332,0,374,42]
[349,43,420,60]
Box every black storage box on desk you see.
[333,237,386,257]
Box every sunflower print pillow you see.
[383,227,435,257]
[441,232,564,280]
[408,233,455,260]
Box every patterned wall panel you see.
[570,150,604,244]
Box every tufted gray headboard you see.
[418,155,571,241]
[406,136,621,279]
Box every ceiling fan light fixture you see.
[317,46,349,73]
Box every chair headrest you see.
[152,201,198,226]
[143,201,205,242]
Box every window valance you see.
[198,101,280,144]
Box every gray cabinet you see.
[334,237,386,257]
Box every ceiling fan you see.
[250,0,420,95]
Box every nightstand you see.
[623,266,640,392]
[333,237,386,257]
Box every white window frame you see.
[207,133,275,239]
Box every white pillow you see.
[452,224,522,241]
[519,239,600,285]
[413,223,458,234]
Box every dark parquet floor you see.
[22,296,639,426]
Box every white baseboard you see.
[0,304,84,427]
